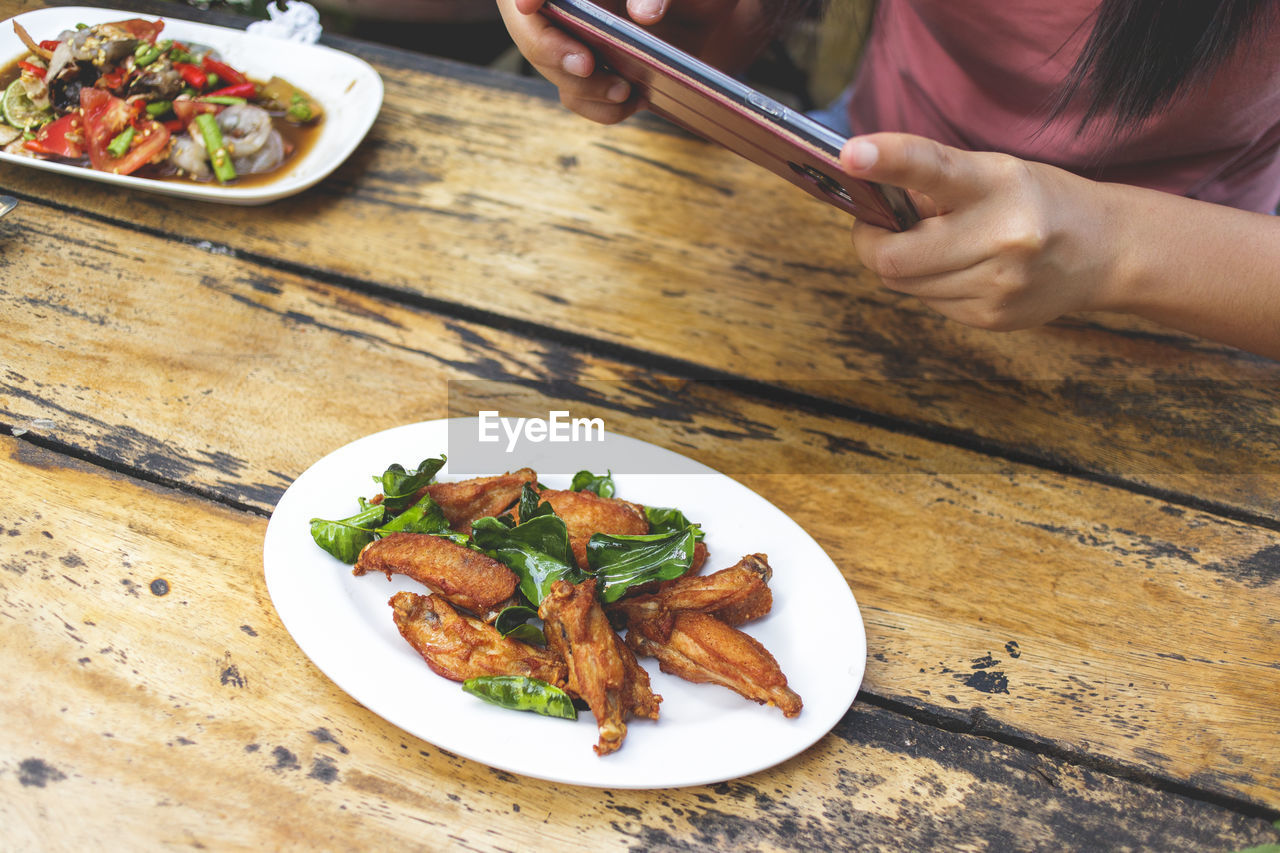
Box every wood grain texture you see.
[2,438,1276,851]
[1,1,1278,843]
[1,0,1276,521]
[1,201,1277,810]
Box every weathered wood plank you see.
[1,202,1278,809]
[1,0,1276,520]
[2,438,1276,851]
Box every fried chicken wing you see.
[354,532,518,614]
[627,610,802,718]
[689,541,709,575]
[390,591,567,687]
[614,630,662,721]
[528,489,650,568]
[539,578,660,754]
[610,553,773,630]
[422,468,537,534]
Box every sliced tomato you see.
[25,112,84,158]
[80,88,169,175]
[172,97,218,126]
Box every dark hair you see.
[1055,0,1278,131]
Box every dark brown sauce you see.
[1,54,323,188]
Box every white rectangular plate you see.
[0,6,382,204]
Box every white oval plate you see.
[263,419,866,789]
[0,6,382,204]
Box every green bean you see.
[134,44,161,67]
[193,112,236,184]
[106,126,134,158]
[462,676,577,720]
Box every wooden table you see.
[3,1,1279,848]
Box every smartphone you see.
[541,0,919,231]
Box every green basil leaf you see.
[586,527,697,603]
[517,482,555,522]
[462,676,577,720]
[493,605,546,645]
[644,505,705,542]
[503,623,547,645]
[378,492,452,536]
[570,469,615,498]
[308,504,386,564]
[471,514,582,606]
[379,456,446,511]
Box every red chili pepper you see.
[204,82,256,100]
[18,60,45,79]
[173,62,208,90]
[162,118,185,132]
[97,67,127,90]
[200,56,247,87]
[38,39,60,52]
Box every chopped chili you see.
[173,62,207,90]
[200,56,247,87]
[203,82,256,100]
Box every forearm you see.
[1096,183,1280,359]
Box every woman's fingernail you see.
[606,80,630,103]
[846,138,879,170]
[563,52,590,77]
[629,0,663,20]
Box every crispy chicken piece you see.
[610,553,773,631]
[354,532,518,614]
[390,591,567,687]
[421,468,537,534]
[614,630,662,721]
[539,578,660,754]
[689,541,709,575]
[627,610,802,718]
[527,489,650,568]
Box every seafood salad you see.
[1,17,322,184]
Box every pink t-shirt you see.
[847,0,1280,213]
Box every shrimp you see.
[167,133,212,179]
[232,128,285,175]
[216,103,273,156]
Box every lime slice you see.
[3,79,51,130]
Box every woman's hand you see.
[840,132,1280,359]
[496,0,637,124]
[839,132,1122,331]
[495,0,767,125]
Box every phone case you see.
[542,0,919,231]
